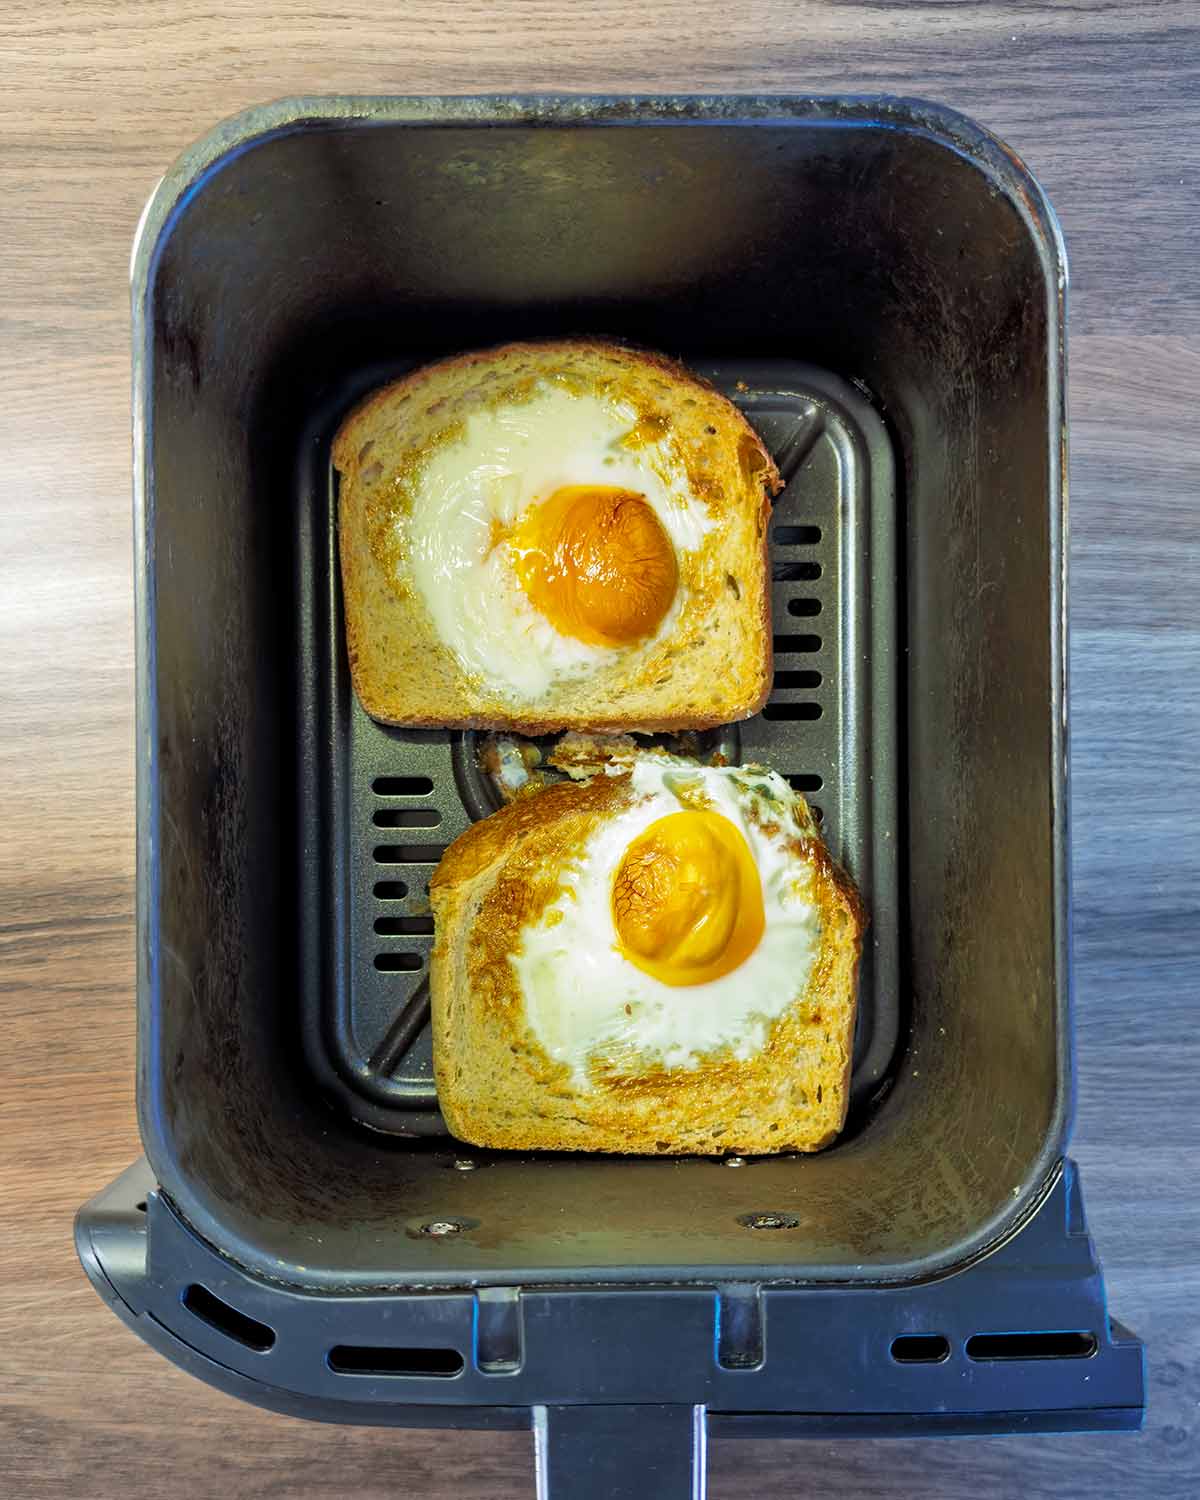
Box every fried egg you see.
[511,758,822,1082]
[406,384,714,701]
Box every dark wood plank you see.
[1,3,1197,1497]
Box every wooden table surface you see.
[2,3,1197,1496]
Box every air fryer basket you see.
[77,96,1142,1495]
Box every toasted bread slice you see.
[430,759,864,1155]
[333,340,780,734]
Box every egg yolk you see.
[611,810,765,986]
[511,485,678,647]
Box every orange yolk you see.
[611,810,765,986]
[511,485,678,647]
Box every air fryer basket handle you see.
[534,1404,705,1499]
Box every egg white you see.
[404,384,714,702]
[511,759,822,1084]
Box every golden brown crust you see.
[334,339,780,733]
[431,771,864,1156]
[432,774,631,891]
[333,339,777,473]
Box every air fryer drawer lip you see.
[131,94,1071,1291]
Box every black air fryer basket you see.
[77,96,1144,1497]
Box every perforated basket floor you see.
[297,358,899,1136]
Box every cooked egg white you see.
[405,384,714,701]
[512,759,822,1083]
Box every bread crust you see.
[333,339,780,733]
[430,771,865,1155]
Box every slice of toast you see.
[430,760,865,1155]
[333,340,781,734]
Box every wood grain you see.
[1,3,1197,1496]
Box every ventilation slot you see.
[762,703,822,722]
[786,773,823,792]
[891,1334,951,1364]
[773,559,822,583]
[774,524,822,545]
[773,633,821,654]
[373,776,434,795]
[373,880,408,900]
[787,597,822,617]
[374,953,423,972]
[374,844,449,864]
[774,669,822,691]
[374,916,435,936]
[328,1345,464,1378]
[182,1285,275,1352]
[966,1332,1097,1361]
[372,808,442,828]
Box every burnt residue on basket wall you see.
[136,102,1065,1284]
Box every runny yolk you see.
[511,485,678,647]
[611,810,765,986]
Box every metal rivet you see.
[452,1158,477,1172]
[738,1211,801,1231]
[421,1220,463,1237]
[724,1156,748,1168]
